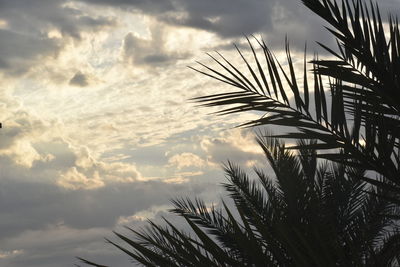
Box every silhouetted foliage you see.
[192,0,400,203]
[80,137,400,266]
[79,0,400,265]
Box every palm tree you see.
[79,136,400,266]
[192,0,400,202]
[78,0,400,265]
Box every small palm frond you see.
[77,257,109,267]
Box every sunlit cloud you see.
[58,167,104,190]
[0,19,8,29]
[0,249,23,259]
[168,152,208,170]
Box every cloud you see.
[69,71,90,87]
[0,0,117,38]
[81,0,273,37]
[200,129,264,168]
[57,167,104,190]
[78,0,400,53]
[168,152,208,170]
[0,249,23,260]
[0,94,142,191]
[0,223,117,267]
[77,0,336,52]
[51,142,142,190]
[0,29,59,75]
[81,0,176,14]
[1,0,400,266]
[121,19,190,67]
[162,0,273,37]
[0,173,221,266]
[1,0,399,79]
[0,0,117,76]
[97,161,140,183]
[0,109,54,168]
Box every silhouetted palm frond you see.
[191,0,400,200]
[80,136,400,266]
[78,1,400,266]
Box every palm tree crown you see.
[80,137,400,266]
[192,0,400,202]
[79,0,400,265]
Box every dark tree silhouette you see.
[79,0,400,265]
[80,137,400,266]
[193,0,400,203]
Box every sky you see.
[0,0,399,266]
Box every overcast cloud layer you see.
[1,0,399,266]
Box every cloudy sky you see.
[0,0,399,266]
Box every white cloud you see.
[163,171,204,184]
[57,167,104,190]
[55,144,141,190]
[97,161,140,183]
[0,140,41,168]
[121,17,193,70]
[200,129,264,167]
[168,152,208,169]
[117,204,171,223]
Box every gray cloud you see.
[81,0,176,14]
[0,29,59,75]
[0,0,116,75]
[0,173,221,266]
[69,71,90,87]
[0,178,174,237]
[77,0,335,51]
[164,0,273,37]
[1,0,398,76]
[81,0,400,52]
[122,29,189,67]
[0,0,116,38]
[82,0,273,37]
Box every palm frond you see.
[191,4,400,196]
[79,135,400,266]
[79,1,400,266]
